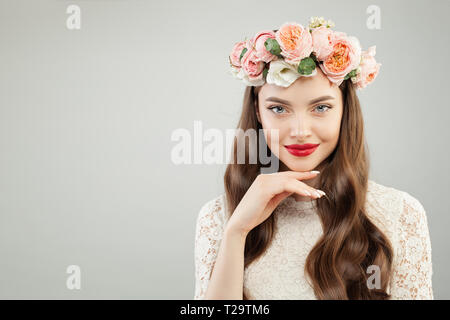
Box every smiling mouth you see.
[285,143,320,150]
[285,144,319,157]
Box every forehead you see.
[257,68,341,103]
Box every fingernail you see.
[304,190,311,196]
[315,191,322,198]
[310,170,320,174]
[318,190,326,196]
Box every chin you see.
[281,161,315,172]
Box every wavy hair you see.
[223,76,394,299]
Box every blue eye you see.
[267,104,332,115]
[314,104,331,113]
[268,105,286,114]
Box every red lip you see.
[285,143,320,157]
[285,143,320,150]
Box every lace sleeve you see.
[194,195,226,300]
[389,191,433,299]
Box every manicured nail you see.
[310,170,320,174]
[304,190,311,196]
[317,190,326,196]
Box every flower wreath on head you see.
[228,17,380,90]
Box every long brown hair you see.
[223,77,394,299]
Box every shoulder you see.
[366,179,405,221]
[366,179,429,240]
[196,193,228,230]
[397,189,430,236]
[400,189,427,217]
[367,179,404,207]
[366,179,427,217]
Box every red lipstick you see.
[285,143,320,157]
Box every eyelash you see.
[267,104,332,115]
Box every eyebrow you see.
[265,95,335,106]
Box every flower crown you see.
[228,17,380,90]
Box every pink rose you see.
[240,39,265,82]
[319,31,362,86]
[354,46,381,89]
[275,22,313,65]
[311,26,334,61]
[229,40,247,69]
[252,30,277,63]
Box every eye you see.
[267,105,286,114]
[314,104,332,114]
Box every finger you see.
[289,179,326,199]
[279,170,320,180]
[282,179,317,198]
[298,182,325,198]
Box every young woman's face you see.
[256,67,344,172]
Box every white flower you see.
[350,66,362,83]
[266,60,316,87]
[309,16,322,28]
[309,16,334,29]
[326,19,335,28]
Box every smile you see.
[284,144,320,157]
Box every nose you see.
[290,114,311,140]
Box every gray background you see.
[0,0,448,299]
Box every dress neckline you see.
[280,195,318,211]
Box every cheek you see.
[260,116,286,148]
[260,112,278,129]
[264,128,282,151]
[314,117,341,142]
[260,113,275,134]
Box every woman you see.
[194,17,433,300]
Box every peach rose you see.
[240,39,266,85]
[354,46,381,89]
[275,22,313,65]
[311,26,334,61]
[319,31,362,86]
[253,30,277,63]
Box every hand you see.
[226,170,325,235]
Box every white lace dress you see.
[194,179,433,300]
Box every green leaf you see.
[344,69,357,80]
[239,48,247,61]
[264,38,282,57]
[297,57,316,75]
[263,67,269,78]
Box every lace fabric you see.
[193,179,433,299]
